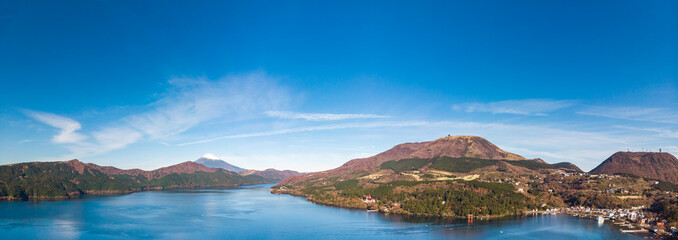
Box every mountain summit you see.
[195,154,247,172]
[280,135,530,185]
[200,153,221,160]
[273,135,586,218]
[407,135,525,160]
[193,154,303,181]
[65,159,220,180]
[590,151,678,184]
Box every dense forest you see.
[297,179,538,217]
[651,198,678,222]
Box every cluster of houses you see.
[362,195,376,203]
[547,206,678,237]
[553,171,621,180]
[558,206,647,222]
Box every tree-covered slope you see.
[279,135,529,186]
[379,156,581,174]
[0,160,270,200]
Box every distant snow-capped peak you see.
[201,153,220,160]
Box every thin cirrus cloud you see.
[23,109,144,158]
[22,71,291,158]
[264,111,389,121]
[614,126,678,138]
[126,72,290,139]
[176,119,637,171]
[177,119,622,149]
[452,99,577,116]
[64,126,144,158]
[22,109,88,143]
[578,106,678,124]
[177,121,429,146]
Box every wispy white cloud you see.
[23,110,144,158]
[178,119,637,171]
[615,126,678,138]
[23,110,87,143]
[264,111,389,121]
[93,127,143,152]
[452,99,576,116]
[127,71,290,139]
[217,152,377,172]
[179,119,627,149]
[22,71,291,159]
[62,127,144,157]
[578,106,678,124]
[177,121,429,146]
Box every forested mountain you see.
[273,136,595,217]
[0,159,270,200]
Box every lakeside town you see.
[534,206,676,239]
[324,164,678,239]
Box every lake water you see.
[0,184,645,239]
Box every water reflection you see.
[51,219,81,239]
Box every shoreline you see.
[272,188,670,239]
[551,210,670,239]
[0,181,276,202]
[270,188,520,219]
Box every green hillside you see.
[0,162,268,200]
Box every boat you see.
[597,216,604,224]
[620,229,648,233]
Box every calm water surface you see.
[0,184,646,239]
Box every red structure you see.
[362,195,375,203]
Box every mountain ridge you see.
[0,159,271,200]
[65,159,222,180]
[239,169,303,181]
[590,151,678,184]
[280,135,532,185]
[191,154,303,181]
[271,135,605,219]
[195,156,247,172]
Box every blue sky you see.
[0,0,676,172]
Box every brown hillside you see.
[590,152,678,184]
[279,135,525,185]
[408,136,525,160]
[239,168,303,181]
[65,160,221,180]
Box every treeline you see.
[0,162,268,200]
[560,191,625,209]
[651,198,678,222]
[652,181,678,192]
[430,157,496,173]
[380,156,577,174]
[380,158,431,173]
